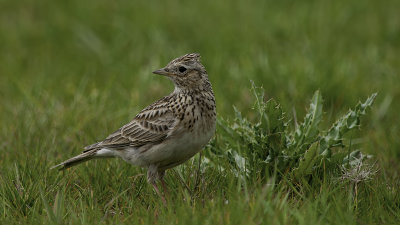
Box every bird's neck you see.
[172,87,196,97]
[173,80,213,96]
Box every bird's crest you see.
[170,53,201,65]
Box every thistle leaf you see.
[291,90,323,154]
[292,142,320,178]
[320,93,377,155]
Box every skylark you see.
[52,53,216,200]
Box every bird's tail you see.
[51,150,98,170]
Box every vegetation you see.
[1,0,399,224]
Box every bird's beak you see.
[152,68,170,76]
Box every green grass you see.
[1,0,400,224]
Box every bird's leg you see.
[158,170,169,201]
[160,176,169,199]
[148,166,167,205]
[151,181,167,205]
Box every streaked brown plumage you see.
[52,53,216,201]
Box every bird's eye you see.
[178,66,187,73]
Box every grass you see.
[1,0,400,224]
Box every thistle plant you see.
[206,81,377,183]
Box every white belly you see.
[139,127,215,169]
[98,124,215,170]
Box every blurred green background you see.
[1,0,399,163]
[0,0,399,223]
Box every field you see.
[1,0,399,224]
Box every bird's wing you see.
[84,97,177,150]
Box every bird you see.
[52,53,216,202]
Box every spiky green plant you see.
[206,82,377,182]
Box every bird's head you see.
[153,53,211,91]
